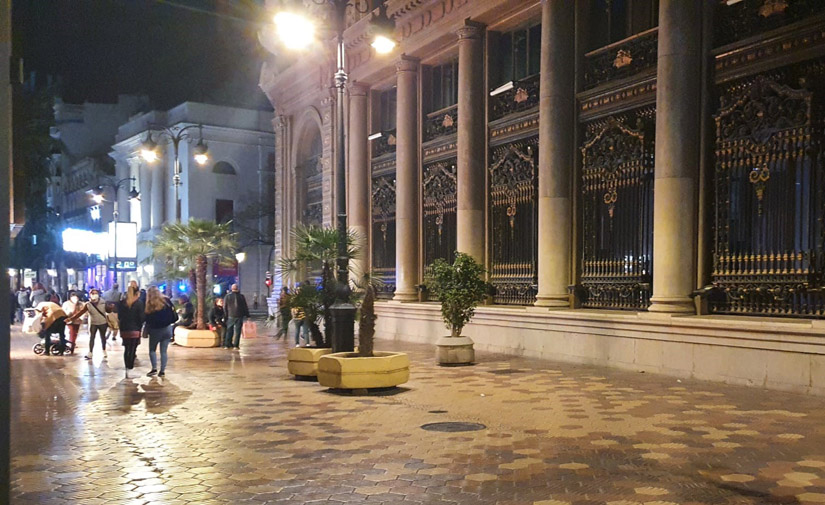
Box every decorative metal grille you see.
[583,28,658,90]
[489,74,540,122]
[715,0,825,47]
[424,106,458,143]
[711,69,825,316]
[423,159,457,270]
[371,129,397,158]
[372,174,397,298]
[580,110,655,310]
[489,137,538,305]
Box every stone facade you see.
[110,102,275,305]
[260,0,825,394]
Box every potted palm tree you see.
[148,219,237,347]
[317,281,410,389]
[427,252,488,365]
[279,225,359,376]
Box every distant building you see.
[110,102,275,305]
[47,94,149,291]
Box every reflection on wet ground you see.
[10,324,825,505]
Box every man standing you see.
[15,287,28,324]
[223,284,249,350]
[102,283,120,304]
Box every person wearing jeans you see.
[144,286,176,377]
[223,283,250,349]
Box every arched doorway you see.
[296,129,323,227]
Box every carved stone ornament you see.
[759,0,788,17]
[441,114,454,128]
[613,49,632,69]
[513,88,529,104]
[387,134,397,146]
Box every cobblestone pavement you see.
[9,323,825,505]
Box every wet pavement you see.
[9,322,825,504]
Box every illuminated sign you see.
[62,228,108,256]
[107,222,138,259]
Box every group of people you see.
[26,281,179,379]
[208,284,250,349]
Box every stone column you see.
[394,56,420,302]
[648,0,702,313]
[150,150,165,229]
[348,83,370,280]
[456,20,485,263]
[535,0,575,308]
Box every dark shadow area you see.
[322,386,411,397]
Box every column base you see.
[648,296,695,314]
[393,290,418,303]
[534,295,569,308]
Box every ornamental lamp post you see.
[89,177,140,289]
[140,124,209,222]
[271,0,396,352]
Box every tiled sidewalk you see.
[9,325,825,505]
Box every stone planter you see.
[436,336,475,365]
[317,351,410,389]
[174,327,220,348]
[287,347,333,377]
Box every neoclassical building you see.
[260,0,825,394]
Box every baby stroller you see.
[24,309,74,356]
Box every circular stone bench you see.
[174,327,220,348]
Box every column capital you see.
[348,82,370,97]
[456,19,485,41]
[274,114,289,129]
[396,55,419,73]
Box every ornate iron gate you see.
[371,174,396,298]
[423,159,457,269]
[489,137,538,305]
[711,69,825,316]
[580,110,655,309]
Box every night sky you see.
[13,0,272,110]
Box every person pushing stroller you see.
[34,301,69,356]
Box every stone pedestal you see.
[535,0,574,308]
[394,56,420,302]
[456,21,486,263]
[436,336,475,365]
[648,0,702,314]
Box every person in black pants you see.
[36,301,68,356]
[118,285,145,379]
[70,288,110,360]
[223,284,249,349]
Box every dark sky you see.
[13,0,272,110]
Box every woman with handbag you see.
[144,286,176,377]
[118,285,145,379]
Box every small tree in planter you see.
[426,252,488,364]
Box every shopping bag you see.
[242,320,258,339]
[22,310,42,334]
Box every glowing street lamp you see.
[272,0,396,353]
[140,124,209,221]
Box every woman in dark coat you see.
[118,285,145,379]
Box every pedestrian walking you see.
[276,287,292,340]
[102,283,120,303]
[16,287,29,323]
[209,298,227,347]
[62,292,84,353]
[144,286,176,377]
[223,283,249,349]
[71,288,110,360]
[30,282,49,306]
[291,302,309,347]
[118,285,145,379]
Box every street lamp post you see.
[140,124,209,222]
[90,177,140,288]
[273,0,395,352]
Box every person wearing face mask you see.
[62,292,85,354]
[68,288,110,360]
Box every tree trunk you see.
[195,255,207,330]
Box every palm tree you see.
[148,219,238,330]
[279,224,362,347]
